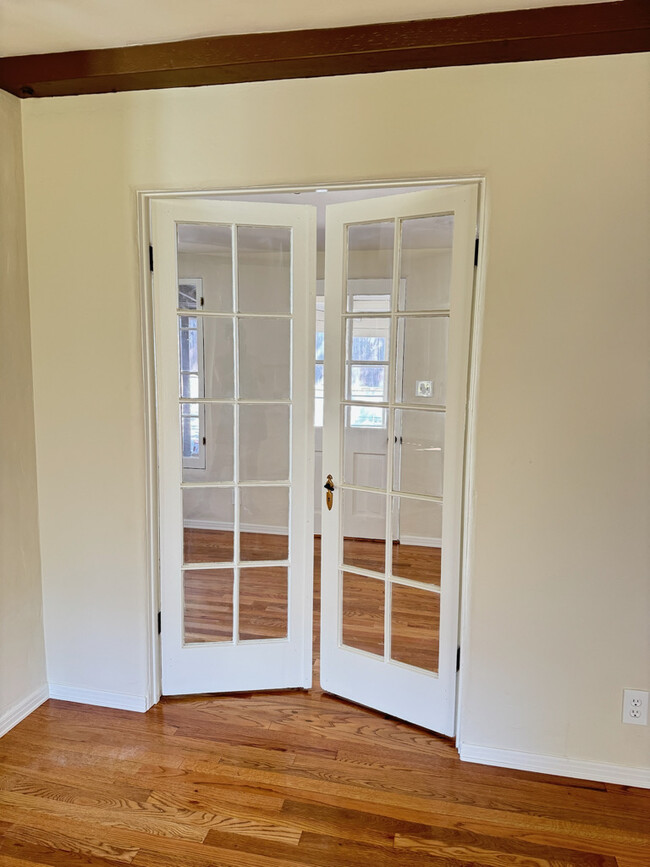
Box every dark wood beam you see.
[0,1,648,99]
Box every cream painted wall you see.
[0,91,47,727]
[21,53,649,771]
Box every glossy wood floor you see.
[1,543,649,866]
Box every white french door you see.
[152,198,316,696]
[320,185,478,735]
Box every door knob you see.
[324,474,335,511]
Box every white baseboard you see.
[184,520,288,536]
[399,535,442,548]
[459,743,650,789]
[49,684,150,713]
[0,684,49,738]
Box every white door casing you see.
[320,185,478,736]
[152,198,316,696]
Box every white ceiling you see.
[0,0,615,58]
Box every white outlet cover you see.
[622,688,649,725]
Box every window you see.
[178,279,206,469]
[347,294,390,428]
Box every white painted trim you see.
[137,190,161,710]
[0,685,49,738]
[48,683,151,713]
[184,519,288,535]
[399,534,442,548]
[459,743,650,790]
[455,178,488,746]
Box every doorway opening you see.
[145,179,483,738]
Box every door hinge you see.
[149,244,154,272]
[474,237,479,267]
[157,611,161,635]
[456,646,461,672]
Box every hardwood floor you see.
[1,542,649,865]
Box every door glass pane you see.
[398,215,454,311]
[390,584,440,673]
[315,363,324,427]
[240,487,289,561]
[341,572,384,657]
[342,490,386,574]
[238,226,291,314]
[395,317,448,407]
[239,567,288,640]
[184,568,233,644]
[183,488,234,564]
[239,318,291,401]
[346,317,390,362]
[177,223,233,313]
[201,318,234,399]
[181,403,234,482]
[239,404,290,482]
[342,406,388,487]
[393,409,444,498]
[346,221,394,312]
[391,497,442,585]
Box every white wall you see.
[0,90,47,733]
[21,53,649,774]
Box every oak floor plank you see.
[394,830,616,866]
[0,822,139,865]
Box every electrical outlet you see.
[622,689,649,725]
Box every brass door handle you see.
[324,474,335,511]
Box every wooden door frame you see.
[137,176,487,746]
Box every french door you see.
[151,198,316,695]
[320,186,478,735]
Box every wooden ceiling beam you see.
[0,0,648,98]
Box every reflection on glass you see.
[399,215,454,311]
[395,317,448,407]
[391,497,442,585]
[182,403,234,484]
[239,404,290,482]
[341,571,385,657]
[177,224,233,313]
[346,221,394,312]
[201,318,234,399]
[342,490,386,574]
[183,488,234,564]
[238,226,291,314]
[239,567,288,640]
[393,409,444,498]
[342,406,387,487]
[390,584,440,672]
[183,568,233,644]
[239,318,291,401]
[240,487,289,561]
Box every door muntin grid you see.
[176,221,294,647]
[338,214,454,675]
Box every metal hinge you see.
[474,237,479,267]
[157,611,161,635]
[456,646,461,672]
[149,244,154,272]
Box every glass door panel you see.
[320,185,478,735]
[154,198,315,696]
